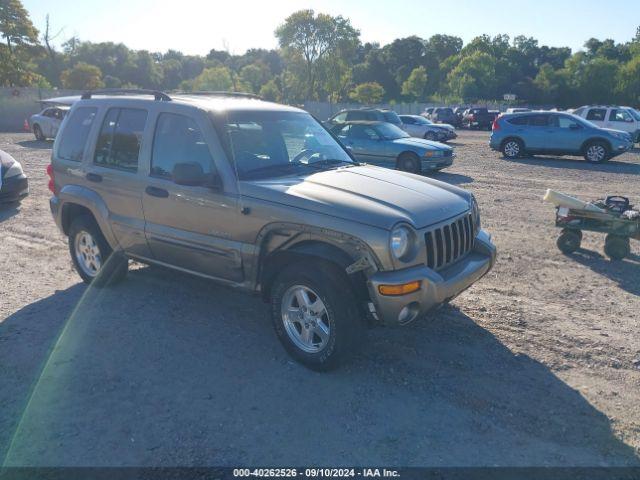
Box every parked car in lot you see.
[422,107,435,119]
[431,107,457,125]
[453,107,467,127]
[462,107,494,130]
[49,89,495,370]
[399,115,457,142]
[332,121,455,173]
[325,108,402,129]
[572,105,640,143]
[490,111,633,162]
[29,106,70,140]
[506,107,531,114]
[0,150,28,203]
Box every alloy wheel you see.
[74,230,102,277]
[281,285,331,353]
[586,144,606,162]
[504,141,520,157]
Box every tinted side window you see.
[94,108,147,172]
[332,112,347,123]
[556,116,581,128]
[529,114,550,126]
[401,116,415,124]
[586,108,606,121]
[151,113,215,180]
[57,107,97,162]
[507,116,529,126]
[382,111,401,124]
[346,111,367,121]
[609,109,632,122]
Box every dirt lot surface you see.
[1,131,639,466]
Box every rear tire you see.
[604,234,630,260]
[583,141,610,163]
[33,124,44,141]
[269,261,364,371]
[557,229,582,254]
[501,138,523,159]
[397,152,421,174]
[68,215,128,286]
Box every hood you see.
[601,127,631,138]
[241,165,470,230]
[391,136,452,151]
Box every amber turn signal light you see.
[378,281,422,296]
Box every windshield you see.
[214,111,354,180]
[625,107,640,121]
[375,123,410,139]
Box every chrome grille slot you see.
[425,212,475,270]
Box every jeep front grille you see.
[425,213,475,270]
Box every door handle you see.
[86,173,102,183]
[145,186,169,198]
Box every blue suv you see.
[490,111,633,163]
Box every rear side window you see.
[507,116,529,126]
[529,114,550,126]
[94,108,147,172]
[151,113,215,180]
[346,111,367,121]
[400,116,415,124]
[382,111,401,124]
[57,107,97,162]
[609,109,632,122]
[586,108,606,121]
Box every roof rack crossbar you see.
[81,88,172,102]
[176,91,261,100]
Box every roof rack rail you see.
[175,90,261,100]
[81,88,172,102]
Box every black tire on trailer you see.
[604,234,630,260]
[556,229,582,254]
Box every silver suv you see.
[49,89,496,370]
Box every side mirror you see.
[173,162,207,187]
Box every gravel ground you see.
[1,131,639,467]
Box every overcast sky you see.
[22,0,640,55]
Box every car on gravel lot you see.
[325,107,402,130]
[431,107,457,125]
[490,111,633,163]
[29,105,70,140]
[0,149,28,203]
[400,115,457,142]
[331,120,455,173]
[572,105,640,143]
[48,89,496,370]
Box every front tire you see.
[33,124,44,141]
[270,261,363,371]
[69,215,128,286]
[583,141,609,163]
[557,229,582,254]
[501,138,523,159]
[397,152,421,174]
[604,234,630,260]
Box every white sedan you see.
[29,106,70,141]
[399,115,457,142]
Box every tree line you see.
[1,0,640,107]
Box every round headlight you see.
[390,225,415,261]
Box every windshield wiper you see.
[304,159,357,170]
[241,162,306,179]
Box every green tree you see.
[239,63,270,93]
[0,0,39,86]
[259,78,282,102]
[401,66,428,100]
[191,65,234,91]
[616,55,640,104]
[446,51,497,101]
[349,82,384,104]
[275,9,359,100]
[60,62,104,89]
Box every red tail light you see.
[492,118,500,131]
[46,164,55,193]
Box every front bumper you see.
[421,153,454,170]
[0,174,29,203]
[367,229,496,325]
